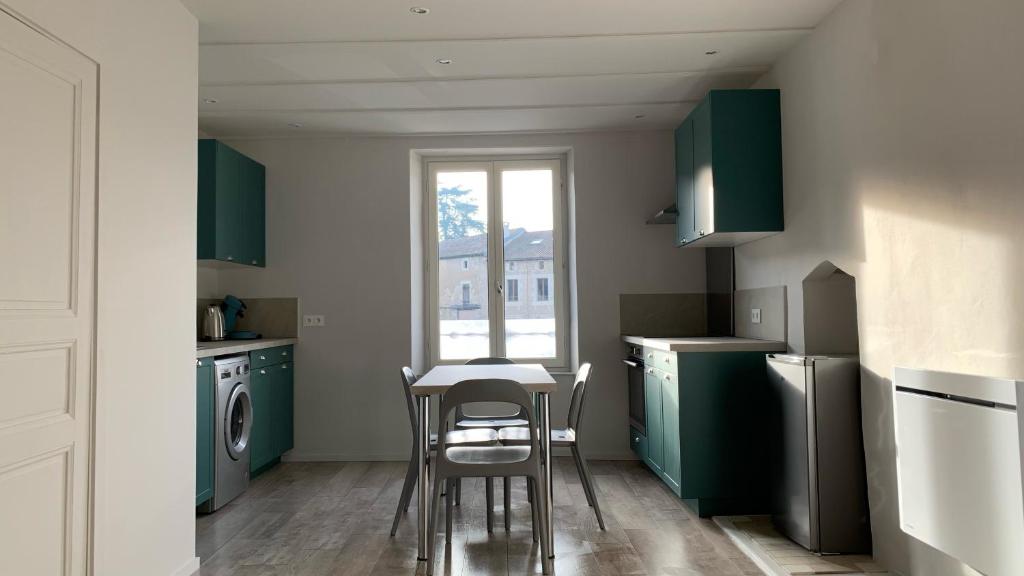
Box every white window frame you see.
[426,156,568,369]
[535,276,550,302]
[506,278,519,303]
[460,281,471,305]
[462,259,469,270]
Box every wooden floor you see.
[196,458,765,575]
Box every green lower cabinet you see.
[249,354,295,476]
[249,364,275,473]
[196,360,214,506]
[637,347,777,517]
[644,368,664,474]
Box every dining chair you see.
[427,379,551,575]
[457,357,527,531]
[498,362,605,529]
[390,367,499,537]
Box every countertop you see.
[196,337,298,359]
[623,335,787,352]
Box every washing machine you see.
[199,354,252,512]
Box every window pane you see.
[436,170,489,360]
[501,168,556,359]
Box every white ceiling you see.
[183,0,842,137]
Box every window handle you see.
[496,282,503,294]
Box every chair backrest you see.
[458,357,525,420]
[464,357,515,365]
[566,363,594,434]
[399,367,419,437]
[436,379,539,471]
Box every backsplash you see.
[734,286,787,342]
[619,293,706,337]
[197,297,300,339]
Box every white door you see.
[0,8,98,576]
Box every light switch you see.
[303,314,326,327]
[751,308,762,324]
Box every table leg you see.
[417,395,430,561]
[538,392,554,562]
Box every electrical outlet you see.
[303,314,326,327]
[751,308,762,324]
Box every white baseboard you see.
[171,556,200,576]
[282,450,638,462]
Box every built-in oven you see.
[624,344,646,435]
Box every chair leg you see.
[573,446,605,530]
[570,447,594,507]
[535,473,552,574]
[528,477,539,543]
[485,477,494,533]
[455,478,462,506]
[445,478,455,542]
[390,450,418,536]
[504,477,512,531]
[426,473,445,575]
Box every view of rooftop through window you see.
[435,166,557,360]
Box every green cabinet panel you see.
[674,90,783,247]
[197,139,266,267]
[674,117,695,245]
[677,351,775,516]
[196,360,214,506]
[660,370,682,494]
[249,364,275,473]
[250,345,293,369]
[644,367,663,473]
[273,362,294,456]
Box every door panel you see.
[196,362,214,505]
[692,100,714,238]
[278,362,294,454]
[0,9,98,575]
[644,368,663,472]
[249,366,272,471]
[661,371,681,490]
[675,118,695,245]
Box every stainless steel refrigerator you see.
[766,354,872,554]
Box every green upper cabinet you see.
[198,139,266,267]
[675,89,783,247]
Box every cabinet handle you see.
[282,351,288,357]
[647,353,654,359]
[259,355,266,360]
[197,359,202,367]
[647,368,654,374]
[226,255,234,261]
[260,369,266,375]
[251,259,257,265]
[281,364,288,369]
[699,230,705,236]
[665,374,672,381]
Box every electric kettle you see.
[202,304,226,341]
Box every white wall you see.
[2,1,199,575]
[740,0,1024,574]
[217,131,705,461]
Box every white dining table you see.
[411,364,557,571]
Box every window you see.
[427,157,567,367]
[536,277,550,302]
[538,260,545,270]
[506,279,519,302]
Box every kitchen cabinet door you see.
[691,99,714,240]
[661,370,682,494]
[250,162,266,267]
[675,118,695,246]
[196,361,214,506]
[197,139,266,267]
[215,144,244,263]
[249,365,274,472]
[272,362,294,457]
[644,368,664,473]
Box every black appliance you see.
[623,343,646,435]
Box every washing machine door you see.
[224,382,252,460]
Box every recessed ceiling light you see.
[436,58,452,65]
[634,114,646,119]
[705,50,719,55]
[410,6,429,14]
[288,122,303,128]
[203,98,219,104]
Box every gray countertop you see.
[196,337,298,359]
[623,335,787,352]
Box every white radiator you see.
[894,367,1024,576]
